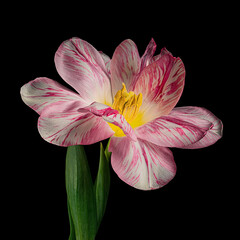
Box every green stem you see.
[94,141,111,231]
[65,145,97,240]
[104,138,112,162]
[65,141,112,240]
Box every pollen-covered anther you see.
[112,83,142,123]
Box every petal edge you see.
[134,53,185,122]
[170,107,223,149]
[20,77,86,115]
[109,137,176,190]
[55,37,112,104]
[78,102,137,141]
[135,113,212,148]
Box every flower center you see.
[109,83,143,137]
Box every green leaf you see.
[65,145,97,240]
[67,200,76,240]
[94,142,111,230]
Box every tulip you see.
[21,37,223,190]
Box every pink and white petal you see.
[55,37,112,105]
[20,77,87,115]
[140,38,157,70]
[169,107,223,149]
[151,47,173,63]
[78,102,137,141]
[110,39,141,96]
[38,103,113,146]
[134,53,185,122]
[135,114,212,148]
[99,51,111,75]
[109,137,176,190]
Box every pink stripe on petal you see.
[20,77,86,115]
[134,53,185,122]
[78,102,137,141]
[136,113,212,148]
[99,51,111,75]
[140,38,157,70]
[151,47,173,63]
[169,107,223,149]
[109,137,176,190]
[38,103,113,146]
[55,37,112,104]
[110,39,141,96]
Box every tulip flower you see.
[20,37,223,190]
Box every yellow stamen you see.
[109,83,144,137]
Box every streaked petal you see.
[38,102,113,146]
[99,51,111,75]
[169,107,223,148]
[135,113,212,148]
[110,39,141,96]
[140,38,157,70]
[134,53,185,122]
[20,77,86,115]
[55,37,112,104]
[78,102,137,141]
[151,47,173,63]
[109,137,176,190]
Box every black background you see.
[7,3,235,240]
